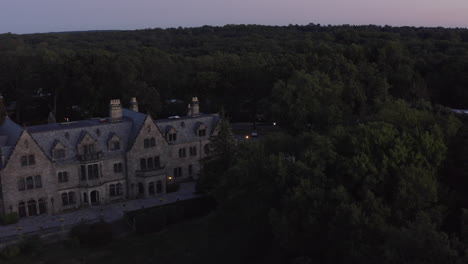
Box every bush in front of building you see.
[0,245,21,260]
[69,221,113,246]
[0,212,19,225]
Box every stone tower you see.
[109,99,122,122]
[130,97,139,112]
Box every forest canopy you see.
[2,24,468,263]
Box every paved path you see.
[0,182,197,240]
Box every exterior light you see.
[273,122,276,126]
[168,176,173,180]
[245,135,249,139]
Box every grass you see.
[2,213,274,264]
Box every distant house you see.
[0,97,219,217]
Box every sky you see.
[0,0,467,34]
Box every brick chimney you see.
[109,99,122,122]
[130,97,139,112]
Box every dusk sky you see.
[1,0,467,34]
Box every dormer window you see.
[83,144,95,154]
[166,126,177,142]
[197,123,207,137]
[54,149,66,160]
[110,141,120,151]
[52,140,66,160]
[108,133,121,151]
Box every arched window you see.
[38,199,47,214]
[27,200,37,216]
[148,182,155,196]
[62,193,69,206]
[156,180,162,194]
[18,202,26,218]
[68,192,76,204]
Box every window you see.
[83,144,94,154]
[61,192,76,206]
[114,163,123,173]
[28,155,35,165]
[80,165,86,181]
[168,132,177,142]
[58,172,68,183]
[68,192,76,204]
[198,129,207,137]
[34,175,42,188]
[110,141,120,151]
[84,164,99,180]
[189,146,197,156]
[188,164,193,176]
[18,178,25,191]
[20,155,35,166]
[18,202,26,218]
[174,167,182,177]
[144,138,156,148]
[26,176,34,190]
[116,183,123,195]
[140,158,147,171]
[147,158,154,169]
[27,200,37,216]
[54,149,66,159]
[178,148,186,158]
[154,156,160,168]
[110,184,116,196]
[21,156,27,166]
[62,193,69,206]
[148,182,155,196]
[38,199,47,214]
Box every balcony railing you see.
[77,151,103,162]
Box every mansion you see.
[0,97,219,217]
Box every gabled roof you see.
[155,113,220,144]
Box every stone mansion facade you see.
[0,97,219,217]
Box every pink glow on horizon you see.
[0,0,467,34]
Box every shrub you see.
[0,212,19,225]
[1,245,21,259]
[69,221,113,246]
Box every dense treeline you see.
[1,24,468,123]
[2,24,468,263]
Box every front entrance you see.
[90,190,100,205]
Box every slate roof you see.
[0,117,24,162]
[0,108,219,166]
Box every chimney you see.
[191,97,199,116]
[130,97,139,112]
[109,99,122,122]
[187,104,192,116]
